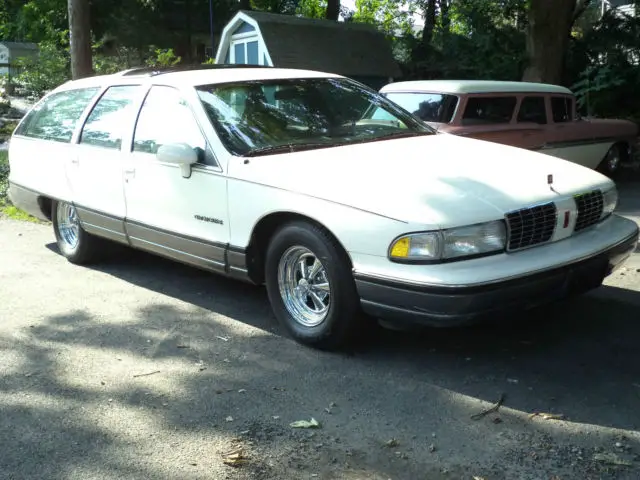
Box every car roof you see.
[380,80,573,95]
[53,65,343,93]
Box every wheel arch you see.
[244,211,353,285]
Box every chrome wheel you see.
[278,246,331,327]
[605,146,621,172]
[56,202,80,250]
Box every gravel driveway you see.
[1,181,640,480]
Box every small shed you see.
[215,11,402,89]
[0,42,38,78]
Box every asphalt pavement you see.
[1,180,640,479]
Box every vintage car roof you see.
[380,80,573,95]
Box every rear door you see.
[66,84,146,243]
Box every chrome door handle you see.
[70,158,79,165]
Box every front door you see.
[122,85,229,273]
[67,84,144,243]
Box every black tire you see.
[264,221,363,350]
[52,199,101,265]
[596,144,623,178]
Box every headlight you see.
[601,186,618,219]
[389,220,506,262]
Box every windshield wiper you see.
[244,142,335,157]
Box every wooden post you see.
[68,0,93,79]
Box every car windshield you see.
[196,77,434,156]
[380,92,459,124]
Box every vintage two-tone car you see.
[376,80,639,177]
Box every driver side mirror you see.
[156,143,197,178]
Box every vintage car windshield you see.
[381,92,459,124]
[196,77,434,156]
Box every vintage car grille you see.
[574,190,604,232]
[505,202,557,251]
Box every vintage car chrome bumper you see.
[355,225,639,327]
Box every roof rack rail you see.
[118,63,274,77]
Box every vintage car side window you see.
[551,96,573,123]
[383,93,459,123]
[462,96,517,125]
[15,88,100,143]
[133,86,215,166]
[517,96,547,124]
[80,85,141,149]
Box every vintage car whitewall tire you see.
[265,221,363,349]
[52,200,102,265]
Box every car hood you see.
[232,133,614,228]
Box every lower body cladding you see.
[355,228,639,327]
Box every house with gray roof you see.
[214,11,401,89]
[0,42,38,79]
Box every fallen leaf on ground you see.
[384,438,399,448]
[222,447,247,467]
[593,452,633,466]
[226,416,234,422]
[290,418,321,429]
[216,336,229,342]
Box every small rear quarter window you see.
[462,96,517,125]
[15,87,100,143]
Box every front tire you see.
[52,200,101,264]
[265,221,363,350]
[596,144,623,177]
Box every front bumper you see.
[355,228,639,327]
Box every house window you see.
[230,37,260,65]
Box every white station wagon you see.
[7,66,639,349]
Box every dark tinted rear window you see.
[517,96,547,124]
[462,96,517,125]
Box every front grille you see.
[506,202,557,251]
[574,190,604,232]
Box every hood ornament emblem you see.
[547,174,557,193]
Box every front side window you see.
[517,96,547,124]
[132,85,213,165]
[80,85,141,149]
[15,88,100,143]
[382,92,459,123]
[462,96,517,125]
[196,77,432,156]
[551,96,573,123]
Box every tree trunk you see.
[440,0,451,34]
[326,0,340,21]
[522,0,575,84]
[68,0,93,79]
[421,0,437,48]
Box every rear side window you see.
[15,88,99,143]
[462,96,516,125]
[80,85,141,149]
[551,96,573,123]
[517,96,547,124]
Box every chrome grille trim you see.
[574,190,604,232]
[505,202,557,251]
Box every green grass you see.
[0,149,42,223]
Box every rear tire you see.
[264,221,363,350]
[52,200,102,265]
